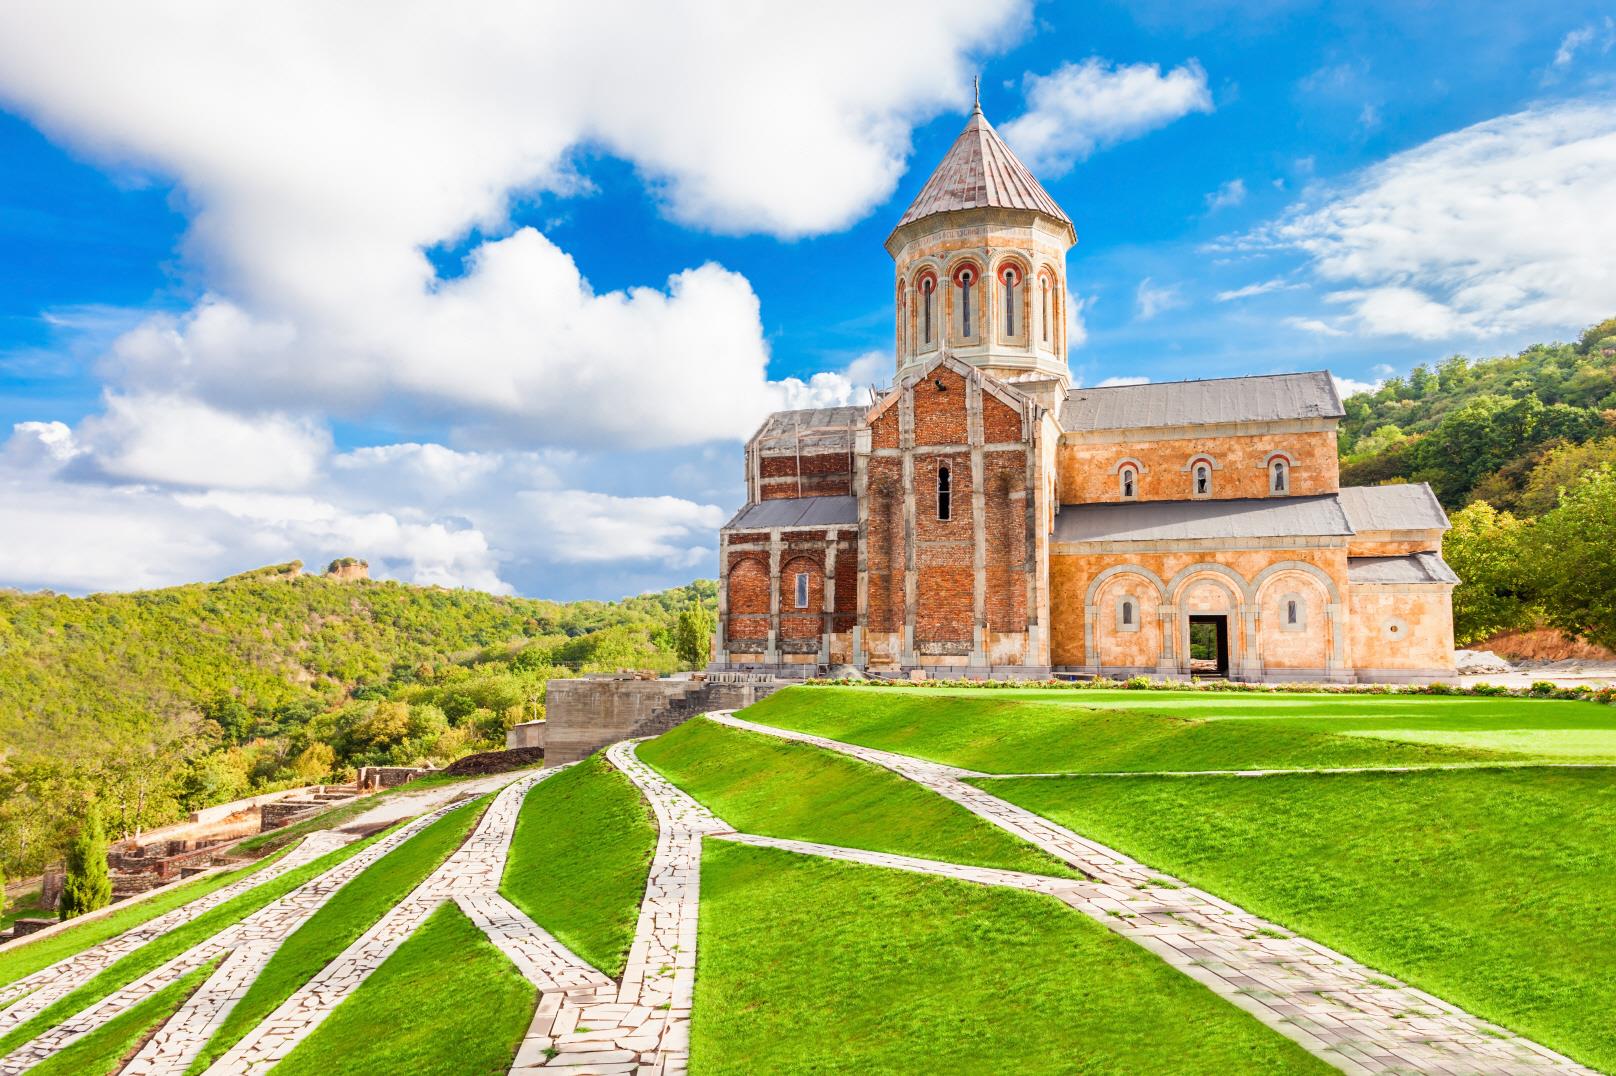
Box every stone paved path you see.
[0,829,348,1042]
[0,798,475,1076]
[991,761,1616,779]
[710,711,1593,1075]
[510,740,729,1076]
[207,768,608,1075]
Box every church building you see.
[714,102,1458,683]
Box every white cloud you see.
[1372,363,1397,377]
[1205,178,1247,211]
[1096,376,1150,387]
[0,1,1027,453]
[1552,20,1613,69]
[1216,278,1293,301]
[518,491,724,567]
[1252,100,1616,341]
[1284,316,1348,337]
[1332,375,1381,398]
[1066,291,1091,348]
[1135,277,1183,320]
[77,394,331,490]
[1002,58,1212,176]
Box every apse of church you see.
[714,99,1458,683]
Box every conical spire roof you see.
[892,104,1071,234]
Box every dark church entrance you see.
[1188,615,1230,678]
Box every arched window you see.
[1270,457,1288,494]
[1119,465,1137,500]
[1000,265,1020,337]
[955,267,976,338]
[937,463,952,521]
[1116,594,1140,632]
[795,572,810,609]
[1280,592,1307,632]
[1286,598,1298,625]
[1122,600,1134,625]
[1041,278,1051,343]
[921,276,936,345]
[1194,463,1212,496]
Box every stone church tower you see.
[886,98,1076,415]
[713,99,1459,683]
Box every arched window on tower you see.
[955,267,976,338]
[1119,465,1138,500]
[937,463,952,521]
[1270,457,1289,494]
[921,276,936,346]
[1000,265,1020,337]
[1193,461,1213,497]
[1040,277,1051,344]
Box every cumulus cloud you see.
[1205,178,1247,211]
[1332,375,1382,398]
[1251,100,1616,341]
[0,1,1026,451]
[1066,291,1091,349]
[1095,375,1150,387]
[1134,277,1183,320]
[1002,58,1212,176]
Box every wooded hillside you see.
[0,568,715,874]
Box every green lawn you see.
[741,685,1616,773]
[501,756,656,977]
[27,960,217,1076]
[0,827,389,1056]
[0,844,293,990]
[638,717,1077,879]
[0,889,52,932]
[273,901,533,1076]
[980,767,1616,1072]
[694,840,1329,1074]
[185,796,489,1074]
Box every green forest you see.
[0,567,715,876]
[1338,317,1616,648]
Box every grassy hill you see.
[0,567,714,875]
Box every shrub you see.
[1123,676,1152,690]
[60,809,113,921]
[1530,681,1559,696]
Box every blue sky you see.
[1,1,1613,598]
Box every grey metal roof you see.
[1348,552,1460,585]
[1338,483,1450,532]
[724,496,858,531]
[892,106,1070,232]
[1060,371,1345,432]
[1052,494,1353,544]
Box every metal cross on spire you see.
[973,75,981,112]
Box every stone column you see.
[900,387,917,668]
[967,374,987,668]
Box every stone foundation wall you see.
[544,677,781,764]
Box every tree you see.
[1529,464,1616,650]
[59,809,112,921]
[673,605,714,669]
[1443,502,1537,645]
[1519,437,1616,515]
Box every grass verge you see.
[694,840,1329,1074]
[980,767,1616,1071]
[743,685,1616,773]
[0,845,293,990]
[27,959,218,1076]
[185,795,490,1074]
[638,717,1077,878]
[501,756,655,977]
[0,827,390,1056]
[273,901,533,1076]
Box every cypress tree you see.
[59,809,113,921]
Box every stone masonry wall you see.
[1057,428,1339,503]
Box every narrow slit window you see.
[1195,463,1211,496]
[1041,279,1051,342]
[957,268,975,337]
[922,277,935,344]
[937,464,952,521]
[1001,266,1019,336]
[1122,600,1134,626]
[1271,458,1288,493]
[1120,466,1137,499]
[794,572,809,609]
[1286,598,1298,625]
